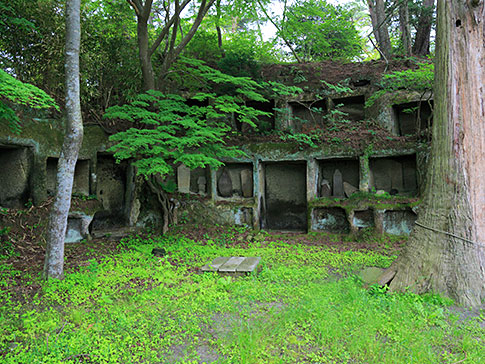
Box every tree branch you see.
[149,0,191,56]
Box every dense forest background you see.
[0,0,436,126]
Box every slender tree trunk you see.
[367,0,392,58]
[412,0,435,56]
[382,0,485,307]
[399,1,412,56]
[137,17,156,91]
[44,0,83,279]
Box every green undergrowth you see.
[0,233,483,363]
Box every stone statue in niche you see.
[197,176,206,195]
[333,169,344,197]
[320,178,331,197]
[240,169,253,197]
[218,169,232,197]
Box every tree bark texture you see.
[412,0,435,56]
[367,0,392,58]
[385,0,485,307]
[44,0,84,279]
[399,1,412,56]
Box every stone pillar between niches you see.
[306,158,318,201]
[32,154,47,205]
[210,166,217,201]
[274,100,291,131]
[359,155,370,192]
[374,209,385,234]
[253,159,261,230]
[257,160,266,230]
[90,156,97,196]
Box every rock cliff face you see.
[0,61,430,235]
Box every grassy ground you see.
[0,227,484,363]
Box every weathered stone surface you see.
[375,189,387,196]
[352,210,374,229]
[201,257,231,272]
[343,182,358,198]
[332,169,344,197]
[217,169,233,197]
[320,179,331,197]
[236,257,261,273]
[177,164,191,193]
[240,169,253,197]
[129,198,141,226]
[202,257,261,274]
[218,257,246,272]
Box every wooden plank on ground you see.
[218,257,246,272]
[201,257,231,272]
[236,257,261,273]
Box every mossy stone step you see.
[201,256,261,275]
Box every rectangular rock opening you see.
[217,163,253,198]
[353,210,374,230]
[47,158,90,196]
[92,154,128,229]
[331,95,365,121]
[289,99,327,130]
[312,207,350,233]
[264,162,307,231]
[393,100,433,136]
[0,145,32,208]
[235,100,276,133]
[370,154,418,196]
[318,158,359,198]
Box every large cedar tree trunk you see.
[44,0,84,279]
[383,0,485,307]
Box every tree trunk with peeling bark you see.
[382,0,485,307]
[44,0,83,279]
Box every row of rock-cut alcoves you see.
[229,94,432,137]
[0,147,128,230]
[174,154,418,200]
[312,207,418,236]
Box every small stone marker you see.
[177,164,191,193]
[343,182,358,198]
[332,169,344,197]
[197,176,206,194]
[240,169,253,197]
[217,169,233,197]
[201,256,261,275]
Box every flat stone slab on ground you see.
[201,256,261,275]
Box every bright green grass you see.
[0,232,483,363]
